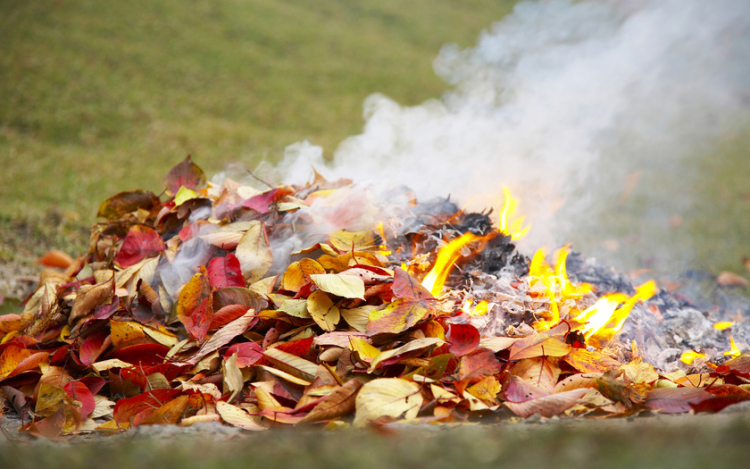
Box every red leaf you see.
[209,304,253,331]
[113,389,181,425]
[116,225,165,268]
[645,387,713,413]
[690,394,750,413]
[504,376,549,403]
[447,323,480,357]
[391,267,434,300]
[225,342,263,367]
[207,254,245,288]
[241,188,279,214]
[121,363,190,389]
[79,330,111,366]
[165,155,207,195]
[458,349,503,382]
[112,343,170,367]
[64,381,96,420]
[274,337,314,357]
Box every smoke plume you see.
[279,0,750,272]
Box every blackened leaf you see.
[165,156,207,196]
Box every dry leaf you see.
[309,274,365,300]
[353,378,423,427]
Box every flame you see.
[528,246,593,331]
[375,222,392,256]
[680,350,707,365]
[498,187,530,240]
[713,321,734,331]
[574,281,658,339]
[421,232,484,296]
[462,299,490,317]
[723,334,741,359]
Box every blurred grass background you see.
[1,0,749,294]
[0,0,516,290]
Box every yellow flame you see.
[375,222,392,256]
[498,187,530,240]
[474,300,489,316]
[680,350,706,365]
[574,281,657,339]
[422,232,484,296]
[723,334,741,359]
[713,321,734,331]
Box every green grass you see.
[0,0,516,224]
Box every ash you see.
[397,200,750,372]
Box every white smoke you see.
[279,0,750,270]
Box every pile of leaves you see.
[1,157,750,438]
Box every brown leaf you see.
[70,281,115,324]
[510,357,561,394]
[716,272,750,287]
[391,267,434,300]
[458,349,503,382]
[505,388,590,418]
[97,190,158,220]
[299,379,362,423]
[216,401,266,431]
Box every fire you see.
[461,299,490,317]
[528,246,656,339]
[723,334,741,359]
[375,221,392,256]
[421,232,485,296]
[713,321,734,331]
[680,350,707,365]
[498,187,530,240]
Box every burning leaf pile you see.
[1,157,749,438]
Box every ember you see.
[0,157,748,438]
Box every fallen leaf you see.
[564,348,622,374]
[328,230,380,252]
[367,299,431,336]
[716,272,750,287]
[115,225,165,268]
[370,338,444,370]
[216,400,266,431]
[141,395,190,426]
[189,309,256,364]
[447,323,480,357]
[307,291,340,332]
[37,250,74,269]
[353,378,423,427]
[458,349,503,382]
[391,267,434,301]
[263,347,318,382]
[645,387,713,413]
[97,190,158,220]
[165,155,207,195]
[309,273,365,300]
[207,254,245,288]
[235,221,274,283]
[299,379,362,423]
[505,388,590,418]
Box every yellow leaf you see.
[216,401,267,431]
[257,365,312,386]
[174,186,198,206]
[620,357,659,385]
[109,320,147,348]
[340,306,376,333]
[466,376,501,404]
[353,378,423,427]
[307,291,341,332]
[223,352,244,403]
[370,338,444,371]
[367,299,431,336]
[348,337,381,363]
[262,348,318,382]
[279,299,310,318]
[35,384,67,417]
[309,274,365,299]
[328,230,379,252]
[235,221,274,283]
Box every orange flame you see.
[375,221,392,256]
[498,187,530,240]
[422,232,484,296]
